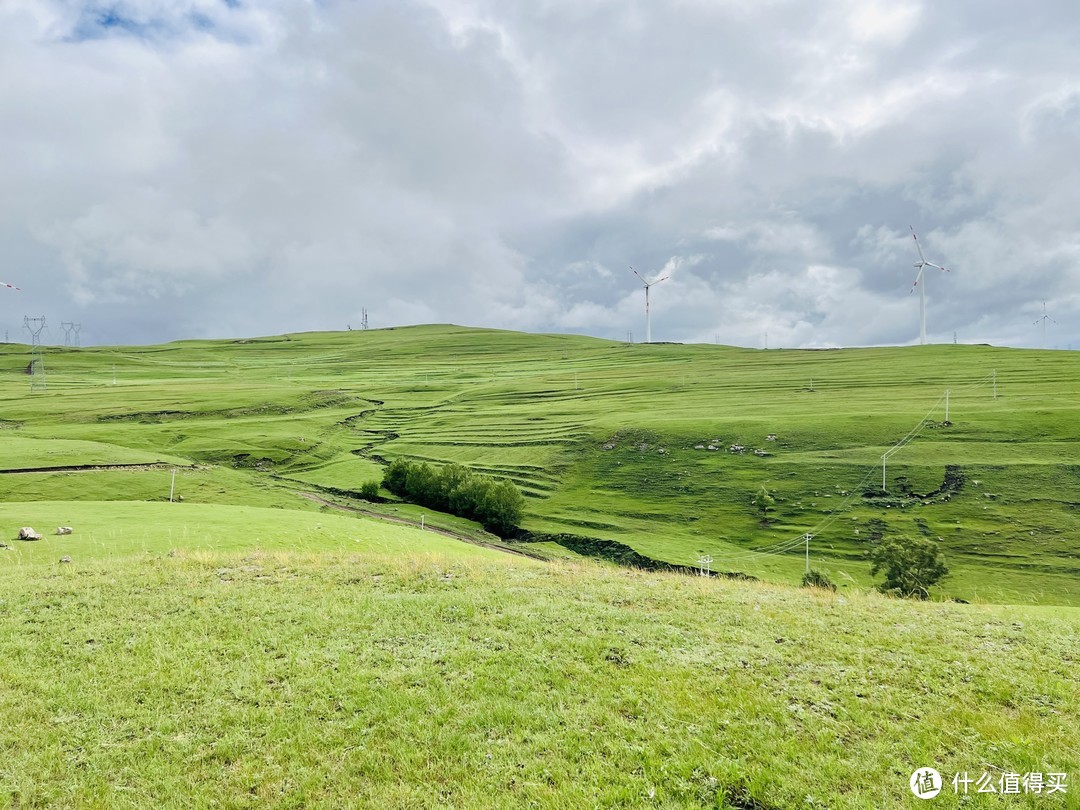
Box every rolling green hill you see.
[1,328,1078,807]
[1,325,1078,604]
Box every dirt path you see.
[0,462,190,475]
[295,492,549,561]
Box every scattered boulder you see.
[59,556,72,564]
[601,443,615,451]
[18,527,42,541]
[694,444,705,450]
[56,526,73,536]
[177,495,184,502]
[766,433,777,441]
[729,444,746,453]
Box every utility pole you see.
[804,533,812,575]
[945,389,950,423]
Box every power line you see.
[714,373,998,567]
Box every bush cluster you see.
[382,459,525,535]
[801,569,837,591]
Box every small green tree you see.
[382,458,413,495]
[481,479,525,535]
[360,480,380,500]
[870,535,949,599]
[435,463,472,511]
[404,462,438,505]
[751,485,775,522]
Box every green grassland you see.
[0,507,1076,808]
[1,325,1078,604]
[1,329,1079,807]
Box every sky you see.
[2,0,1079,349]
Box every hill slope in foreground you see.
[1,324,1078,604]
[0,503,1076,808]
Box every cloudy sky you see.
[3,0,1079,348]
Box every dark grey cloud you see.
[2,0,1078,348]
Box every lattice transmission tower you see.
[23,316,47,392]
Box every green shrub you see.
[359,480,380,500]
[801,569,837,591]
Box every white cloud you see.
[1,0,1079,348]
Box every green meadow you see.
[0,505,1076,808]
[2,325,1076,604]
[1,327,1078,807]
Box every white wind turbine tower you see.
[630,266,668,344]
[1034,300,1056,349]
[909,226,948,344]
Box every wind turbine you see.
[1034,300,1056,349]
[630,266,668,344]
[909,226,948,344]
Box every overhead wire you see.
[714,371,997,564]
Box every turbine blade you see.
[1,282,20,290]
[910,226,927,264]
[631,267,648,285]
[653,275,669,284]
[909,267,924,292]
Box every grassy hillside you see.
[0,511,1076,808]
[1,326,1078,604]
